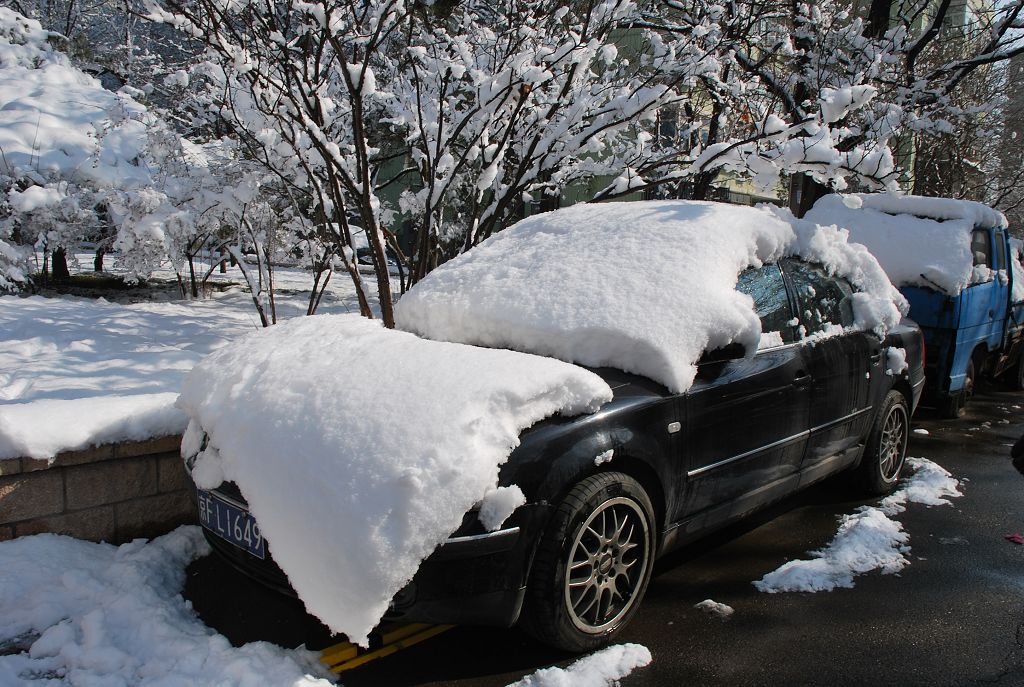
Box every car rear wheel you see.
[521,472,655,653]
[859,390,910,495]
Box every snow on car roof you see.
[397,200,904,393]
[806,194,1007,296]
[847,193,1007,229]
[176,315,612,646]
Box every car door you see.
[780,259,876,479]
[677,263,811,523]
[960,227,1005,346]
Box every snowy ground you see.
[0,526,650,687]
[754,457,963,593]
[0,253,372,460]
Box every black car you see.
[189,257,924,653]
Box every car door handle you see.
[794,371,811,387]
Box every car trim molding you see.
[446,526,521,544]
[687,430,810,478]
[808,406,874,434]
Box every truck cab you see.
[902,225,1022,415]
[806,193,1021,417]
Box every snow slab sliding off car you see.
[179,200,924,653]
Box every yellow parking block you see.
[319,623,454,673]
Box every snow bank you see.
[0,527,332,686]
[177,314,612,646]
[754,457,962,593]
[508,644,652,687]
[397,200,905,393]
[806,194,1007,296]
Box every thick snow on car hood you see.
[806,194,1008,296]
[397,200,905,393]
[176,315,611,646]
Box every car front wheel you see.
[521,471,656,653]
[859,390,910,495]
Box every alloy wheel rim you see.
[879,404,908,482]
[564,497,650,634]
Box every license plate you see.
[197,489,266,559]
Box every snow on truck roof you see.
[806,194,1009,296]
[396,200,904,394]
[178,200,904,646]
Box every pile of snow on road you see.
[754,457,962,593]
[806,194,1008,296]
[508,644,652,687]
[0,527,333,686]
[694,599,735,620]
[397,200,905,393]
[177,314,612,646]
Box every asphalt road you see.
[184,386,1024,687]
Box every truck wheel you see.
[859,390,910,495]
[521,472,655,653]
[940,359,975,419]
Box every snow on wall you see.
[0,294,263,461]
[176,314,612,646]
[807,194,1007,296]
[397,200,905,393]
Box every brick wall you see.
[0,435,195,543]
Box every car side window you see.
[994,230,1005,271]
[971,229,992,267]
[735,264,797,346]
[782,260,855,335]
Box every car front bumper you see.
[193,486,550,629]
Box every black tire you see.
[521,472,656,653]
[859,390,910,495]
[1014,355,1024,391]
[940,358,975,419]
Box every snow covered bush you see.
[0,8,190,290]
[630,1,1024,215]
[142,0,709,323]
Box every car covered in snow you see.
[178,200,924,653]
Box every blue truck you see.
[807,194,1024,417]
